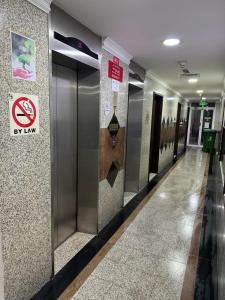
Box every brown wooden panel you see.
[99,127,125,181]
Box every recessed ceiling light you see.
[188,78,198,83]
[196,90,204,94]
[163,38,180,47]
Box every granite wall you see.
[139,77,153,188]
[98,49,129,230]
[0,1,51,299]
[0,230,4,300]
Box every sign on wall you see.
[112,79,120,92]
[9,93,39,136]
[108,57,123,82]
[11,32,36,81]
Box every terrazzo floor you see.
[70,149,207,299]
[54,232,95,274]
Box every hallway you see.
[65,149,208,299]
[1,1,225,299]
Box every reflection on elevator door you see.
[52,64,77,248]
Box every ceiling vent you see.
[177,60,200,79]
[180,73,200,78]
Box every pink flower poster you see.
[11,32,36,81]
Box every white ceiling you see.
[53,0,225,101]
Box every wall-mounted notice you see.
[9,93,39,136]
[108,60,123,82]
[112,79,120,92]
[11,32,36,81]
[204,122,210,129]
[104,100,111,116]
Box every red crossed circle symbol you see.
[12,97,36,128]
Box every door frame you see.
[174,102,182,157]
[187,106,215,147]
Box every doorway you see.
[187,107,215,147]
[51,48,100,250]
[149,93,163,175]
[51,50,100,273]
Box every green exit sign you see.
[199,100,206,107]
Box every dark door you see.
[174,103,181,157]
[149,93,163,174]
[200,109,214,145]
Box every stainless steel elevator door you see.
[52,64,77,248]
[125,85,143,192]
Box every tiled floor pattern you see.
[54,232,95,274]
[70,149,207,299]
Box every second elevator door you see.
[52,63,77,248]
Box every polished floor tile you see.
[71,149,207,299]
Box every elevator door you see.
[52,64,77,248]
[125,83,143,192]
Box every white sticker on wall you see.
[104,100,111,116]
[112,79,120,92]
[9,93,39,136]
[204,122,210,129]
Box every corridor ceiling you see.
[53,0,225,101]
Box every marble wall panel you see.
[0,1,51,299]
[139,78,153,188]
[98,49,129,230]
[0,230,4,300]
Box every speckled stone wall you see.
[98,49,129,230]
[0,1,51,299]
[0,230,4,300]
[139,77,153,189]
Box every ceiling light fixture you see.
[163,38,180,47]
[196,90,204,94]
[188,78,198,83]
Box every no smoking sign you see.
[9,93,39,136]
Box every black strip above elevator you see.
[54,32,98,60]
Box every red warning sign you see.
[108,60,123,82]
[9,93,39,136]
[12,97,36,128]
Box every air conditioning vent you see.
[177,60,200,79]
[180,73,200,78]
